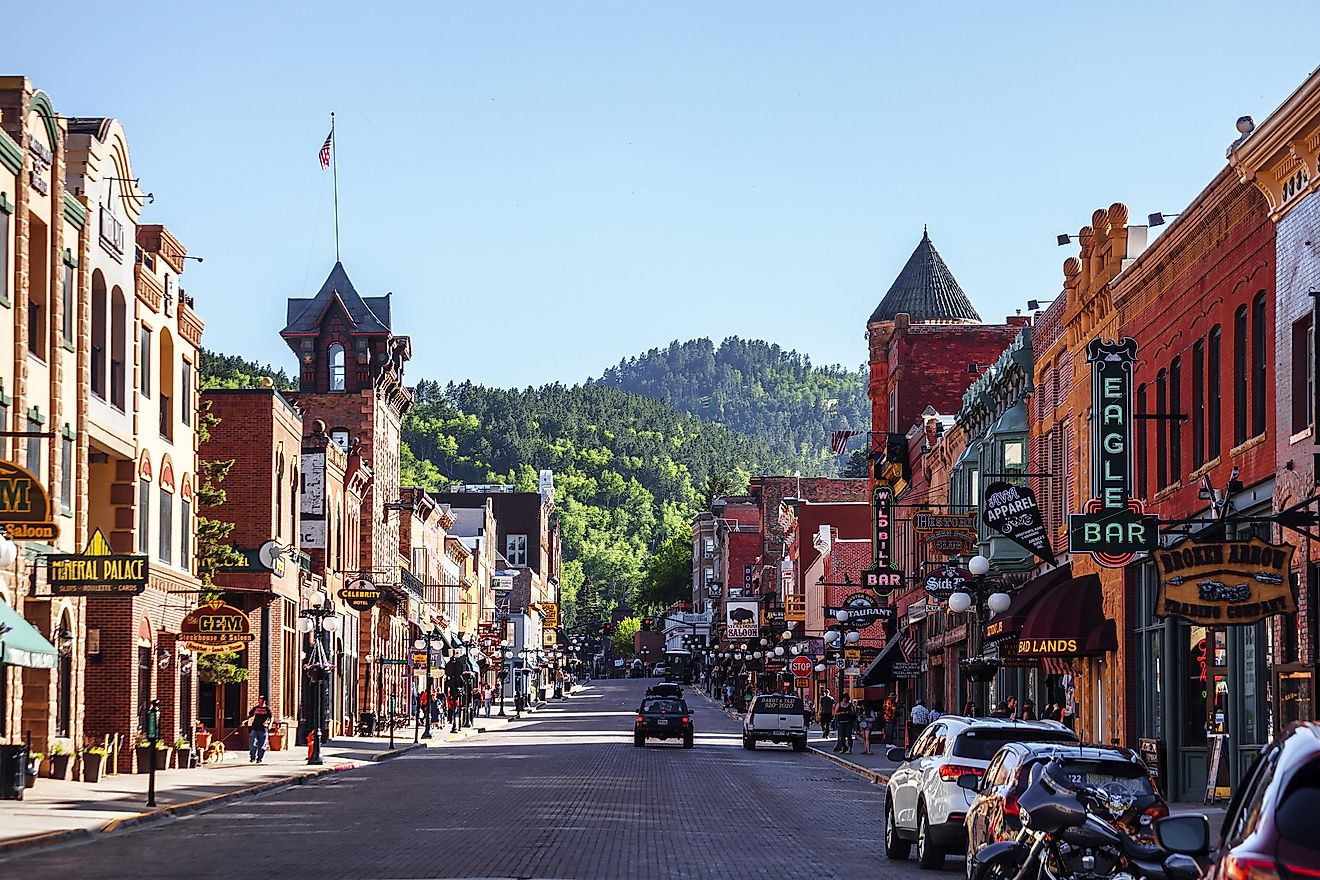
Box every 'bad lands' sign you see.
[982,482,1055,565]
[1153,536,1296,625]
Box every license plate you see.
[656,719,669,725]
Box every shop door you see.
[197,682,244,747]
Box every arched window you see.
[159,328,174,440]
[110,288,127,411]
[1156,369,1168,488]
[1136,383,1148,499]
[91,271,107,399]
[56,611,73,737]
[1192,340,1205,467]
[1169,357,1182,482]
[1234,305,1248,444]
[328,343,345,392]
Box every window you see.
[1156,369,1168,488]
[1192,341,1205,467]
[1234,305,1248,444]
[1208,326,1221,458]
[180,499,192,573]
[25,419,41,479]
[1252,293,1267,437]
[1002,439,1025,475]
[27,215,47,359]
[60,435,73,512]
[1169,357,1182,482]
[91,274,106,398]
[1293,316,1314,435]
[140,326,151,397]
[159,330,173,440]
[1134,564,1164,739]
[55,614,72,737]
[1136,384,1148,499]
[331,429,349,453]
[275,456,284,539]
[506,534,528,567]
[159,487,172,564]
[0,208,9,304]
[181,362,191,427]
[328,343,345,392]
[110,289,127,410]
[163,273,173,317]
[61,261,74,345]
[968,466,980,508]
[138,478,150,554]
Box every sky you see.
[9,3,1314,388]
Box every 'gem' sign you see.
[181,601,255,654]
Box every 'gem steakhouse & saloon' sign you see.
[983,482,1055,565]
[0,459,60,542]
[864,482,904,597]
[46,529,148,596]
[180,601,255,654]
[1153,536,1296,625]
[1068,338,1157,566]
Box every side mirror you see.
[886,746,907,762]
[1153,814,1210,856]
[956,773,980,791]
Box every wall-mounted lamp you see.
[182,255,204,264]
[1148,212,1181,227]
[1026,299,1055,311]
[1056,233,1077,246]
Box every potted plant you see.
[81,746,107,783]
[153,740,172,770]
[173,737,192,768]
[193,721,212,752]
[48,741,71,779]
[268,721,285,752]
[134,735,153,774]
[25,752,43,788]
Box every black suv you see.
[645,683,684,700]
[634,697,694,748]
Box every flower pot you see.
[268,729,285,751]
[135,746,154,774]
[153,748,171,770]
[48,754,71,780]
[195,731,212,751]
[82,753,104,783]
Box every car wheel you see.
[743,736,755,750]
[885,797,912,860]
[791,738,807,752]
[683,734,694,749]
[634,735,644,747]
[917,805,945,870]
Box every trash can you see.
[0,743,28,800]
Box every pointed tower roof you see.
[282,262,392,335]
[868,229,981,324]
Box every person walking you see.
[818,691,835,738]
[482,683,493,717]
[857,702,877,755]
[833,695,856,753]
[882,695,899,746]
[246,695,273,764]
[803,696,815,729]
[909,697,931,745]
[1020,699,1037,721]
[929,701,944,722]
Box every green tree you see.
[634,534,693,612]
[611,617,641,657]
[841,446,870,478]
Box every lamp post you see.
[413,626,444,740]
[948,554,1012,712]
[499,641,511,716]
[297,605,342,765]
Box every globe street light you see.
[298,606,343,764]
[412,627,444,740]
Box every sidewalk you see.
[0,711,519,855]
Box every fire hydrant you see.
[306,731,315,761]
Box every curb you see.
[808,746,890,785]
[369,743,426,761]
[0,828,94,858]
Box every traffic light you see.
[641,617,653,631]
[603,622,614,635]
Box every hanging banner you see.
[912,509,978,557]
[46,529,148,596]
[983,482,1056,565]
[864,482,904,597]
[180,601,255,654]
[1153,536,1296,625]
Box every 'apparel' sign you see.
[983,482,1055,565]
[1153,536,1296,625]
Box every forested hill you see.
[400,379,792,617]
[591,337,868,469]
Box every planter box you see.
[82,754,105,783]
[47,754,71,780]
[153,748,172,771]
[135,746,153,774]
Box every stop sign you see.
[789,655,813,677]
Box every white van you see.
[742,693,808,751]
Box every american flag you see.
[830,429,862,455]
[319,129,333,170]
[777,502,795,534]
[899,634,918,661]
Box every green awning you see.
[0,600,57,669]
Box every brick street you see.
[0,679,931,880]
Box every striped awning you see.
[0,600,58,669]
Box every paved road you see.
[2,679,939,880]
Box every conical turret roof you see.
[868,229,980,324]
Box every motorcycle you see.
[967,758,1201,880]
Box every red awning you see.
[985,565,1117,658]
[983,565,1074,642]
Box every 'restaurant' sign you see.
[826,591,895,627]
[46,529,149,596]
[180,601,255,654]
[913,509,977,556]
[864,482,904,598]
[983,482,1055,565]
[1153,536,1296,625]
[1068,338,1157,567]
[0,459,60,542]
[338,578,380,612]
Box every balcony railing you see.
[400,568,425,599]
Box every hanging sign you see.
[543,603,559,629]
[725,599,759,639]
[0,459,60,542]
[46,529,148,596]
[826,592,894,627]
[864,482,904,597]
[338,578,380,612]
[180,601,254,654]
[984,482,1056,565]
[923,565,971,600]
[1153,536,1296,625]
[1068,338,1158,567]
[913,509,978,556]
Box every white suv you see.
[883,716,1078,869]
[742,693,808,751]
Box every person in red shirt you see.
[247,695,273,763]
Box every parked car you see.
[652,663,667,679]
[634,697,693,748]
[1153,721,1320,880]
[645,683,684,700]
[965,742,1169,874]
[884,715,1079,869]
[742,693,808,751]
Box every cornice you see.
[0,128,20,175]
[1227,66,1320,221]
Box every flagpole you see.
[331,111,340,262]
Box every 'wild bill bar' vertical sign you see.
[864,482,904,598]
[1068,337,1158,567]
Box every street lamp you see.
[413,627,444,740]
[951,554,1013,697]
[297,606,343,765]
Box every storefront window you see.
[1241,624,1263,744]
[1185,626,1210,744]
[1135,564,1164,739]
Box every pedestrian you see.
[990,702,1010,718]
[857,702,877,755]
[803,696,815,729]
[819,691,835,737]
[929,701,944,722]
[723,681,735,708]
[1006,695,1019,719]
[962,699,977,717]
[246,695,273,764]
[1020,699,1037,721]
[482,683,493,717]
[909,697,930,744]
[882,695,899,746]
[833,695,856,753]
